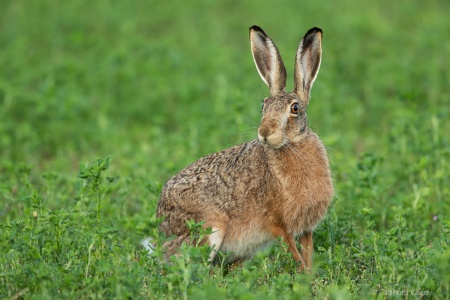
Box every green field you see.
[1,0,449,299]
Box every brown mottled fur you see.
[156,26,333,271]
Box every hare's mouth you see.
[258,135,287,149]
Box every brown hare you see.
[152,25,333,271]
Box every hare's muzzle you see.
[258,119,285,149]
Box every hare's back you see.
[156,140,268,232]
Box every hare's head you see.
[250,26,322,149]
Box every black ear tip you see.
[305,27,323,37]
[250,25,265,33]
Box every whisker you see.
[241,115,260,127]
[234,135,257,145]
[236,127,258,133]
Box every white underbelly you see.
[219,224,274,259]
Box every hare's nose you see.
[258,120,277,139]
[258,127,273,140]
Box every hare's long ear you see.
[249,26,287,96]
[293,27,322,106]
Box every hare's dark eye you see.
[291,103,299,114]
[261,103,264,111]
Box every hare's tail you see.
[140,237,156,254]
[140,234,189,258]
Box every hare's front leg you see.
[267,225,307,271]
[299,231,313,270]
[208,227,225,262]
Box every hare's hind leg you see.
[208,227,225,262]
[299,231,313,270]
[162,233,190,260]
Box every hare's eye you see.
[291,103,299,114]
[261,103,264,111]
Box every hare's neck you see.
[265,134,333,233]
[268,135,323,170]
[266,134,332,196]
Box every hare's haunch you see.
[155,25,334,271]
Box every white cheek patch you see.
[280,114,289,141]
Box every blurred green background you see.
[0,0,449,298]
[1,0,447,178]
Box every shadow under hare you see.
[152,25,334,271]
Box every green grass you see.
[1,0,449,299]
